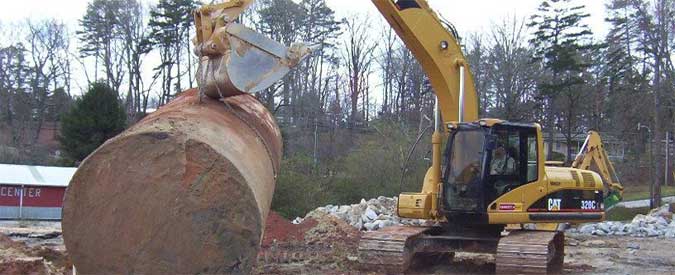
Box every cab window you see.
[526,133,539,183]
[488,126,539,202]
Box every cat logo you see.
[547,198,562,211]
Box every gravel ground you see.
[2,219,675,275]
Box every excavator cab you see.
[442,121,541,224]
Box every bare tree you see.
[377,26,399,116]
[486,17,541,121]
[632,0,675,198]
[342,15,377,128]
[26,19,72,143]
[118,0,152,120]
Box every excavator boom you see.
[373,0,479,123]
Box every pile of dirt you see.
[303,211,360,246]
[256,211,362,274]
[262,212,318,247]
[0,233,71,274]
[263,211,360,247]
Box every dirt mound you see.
[262,211,359,247]
[0,233,70,274]
[304,211,360,246]
[262,212,318,247]
[0,258,49,275]
[256,211,362,274]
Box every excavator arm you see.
[572,131,625,209]
[372,0,479,123]
[372,0,480,220]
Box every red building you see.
[0,164,76,220]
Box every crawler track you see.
[495,231,564,274]
[358,226,431,273]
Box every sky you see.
[0,0,610,97]
[0,0,609,37]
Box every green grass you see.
[606,202,675,221]
[622,185,675,201]
[606,206,650,221]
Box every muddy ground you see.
[256,213,675,274]
[1,217,674,275]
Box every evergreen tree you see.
[77,0,127,92]
[603,0,648,145]
[148,0,199,105]
[59,82,127,163]
[528,0,594,161]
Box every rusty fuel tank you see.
[62,89,281,274]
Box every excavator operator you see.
[490,145,516,176]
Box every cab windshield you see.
[444,129,486,212]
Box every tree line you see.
[0,0,673,216]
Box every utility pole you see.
[666,131,671,187]
[313,117,319,167]
[639,123,656,209]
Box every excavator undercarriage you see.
[358,225,564,274]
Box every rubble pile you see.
[570,205,675,238]
[298,197,431,231]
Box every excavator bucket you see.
[193,1,312,99]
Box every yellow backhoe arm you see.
[372,0,479,123]
[572,131,624,208]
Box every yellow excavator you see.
[191,0,624,273]
[357,1,624,273]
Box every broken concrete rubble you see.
[570,205,675,238]
[300,196,431,231]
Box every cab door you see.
[486,125,548,224]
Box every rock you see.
[353,220,363,230]
[374,220,392,229]
[338,205,351,214]
[649,205,673,220]
[291,217,304,225]
[623,224,637,234]
[582,240,607,247]
[364,222,378,231]
[655,217,669,227]
[365,207,379,221]
[632,214,647,224]
[579,224,596,234]
[598,222,612,233]
[626,243,640,250]
[347,256,358,261]
[646,228,660,237]
[610,223,623,232]
[665,228,675,238]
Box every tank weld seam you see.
[208,60,278,177]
